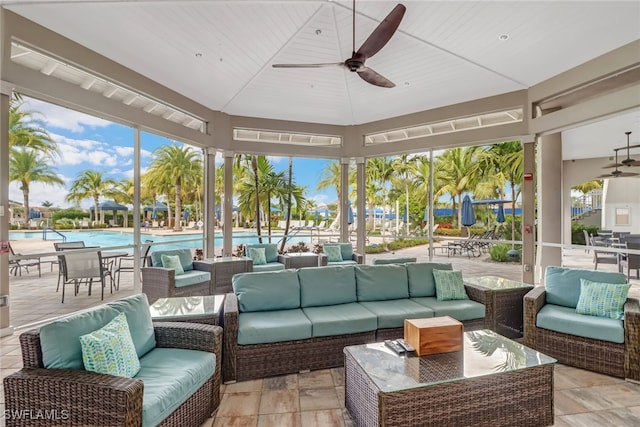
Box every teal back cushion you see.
[40,305,120,370]
[150,249,194,272]
[355,264,409,301]
[233,270,300,312]
[406,262,453,297]
[107,293,157,358]
[246,243,278,263]
[324,243,353,261]
[545,266,627,308]
[298,266,357,307]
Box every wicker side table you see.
[287,253,322,268]
[149,295,224,325]
[207,256,253,294]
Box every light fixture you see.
[600,131,640,177]
[498,34,509,41]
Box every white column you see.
[340,157,350,242]
[203,147,216,258]
[0,87,12,336]
[522,138,536,284]
[132,127,142,293]
[223,151,234,256]
[356,157,366,260]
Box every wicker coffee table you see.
[344,329,555,427]
[464,275,534,338]
[287,252,321,268]
[149,295,224,325]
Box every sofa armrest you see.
[141,267,176,304]
[3,368,144,426]
[277,254,291,269]
[153,322,222,355]
[624,297,640,381]
[318,254,328,266]
[193,260,215,274]
[463,283,492,330]
[223,292,239,382]
[352,252,364,264]
[523,286,546,348]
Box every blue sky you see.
[11,97,337,210]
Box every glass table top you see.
[149,295,224,320]
[464,275,533,290]
[344,329,555,393]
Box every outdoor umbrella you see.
[461,195,476,227]
[496,203,506,223]
[183,208,190,221]
[347,201,354,225]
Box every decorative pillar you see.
[0,87,12,337]
[356,157,366,260]
[223,151,234,257]
[521,138,536,284]
[203,147,216,258]
[132,126,142,293]
[340,158,350,242]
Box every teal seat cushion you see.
[245,243,279,263]
[406,262,452,297]
[356,264,409,301]
[237,309,312,345]
[544,266,627,308]
[324,243,353,261]
[173,270,211,288]
[150,249,194,272]
[107,294,157,358]
[327,260,357,265]
[251,262,286,272]
[302,303,377,337]
[136,348,215,427]
[298,265,356,307]
[372,257,417,265]
[358,299,434,328]
[40,305,120,369]
[536,304,624,343]
[411,297,485,321]
[233,270,300,312]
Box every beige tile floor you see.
[2,242,640,426]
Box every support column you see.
[428,149,434,260]
[132,127,142,293]
[223,151,234,257]
[356,157,366,260]
[0,89,12,337]
[340,158,350,242]
[204,147,216,258]
[536,133,563,283]
[521,138,536,284]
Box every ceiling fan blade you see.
[602,162,625,169]
[272,62,344,69]
[356,4,406,59]
[357,67,395,88]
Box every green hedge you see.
[571,223,600,245]
[489,244,522,262]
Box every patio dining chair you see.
[53,241,86,292]
[621,241,640,280]
[59,249,111,303]
[114,240,153,289]
[8,242,41,277]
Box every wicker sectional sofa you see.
[3,294,222,427]
[223,262,494,382]
[524,266,640,381]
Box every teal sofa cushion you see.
[411,297,485,321]
[251,263,286,272]
[544,266,627,308]
[406,262,452,297]
[150,249,194,272]
[324,243,353,261]
[298,266,356,307]
[536,303,624,343]
[355,264,409,301]
[173,270,211,288]
[233,270,300,312]
[245,243,279,263]
[40,305,120,369]
[372,257,417,265]
[237,309,312,345]
[302,303,377,337]
[326,260,357,266]
[358,299,434,328]
[136,348,215,427]
[107,293,157,358]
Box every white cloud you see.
[25,98,111,133]
[9,181,71,210]
[87,151,118,167]
[114,146,134,157]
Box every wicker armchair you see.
[524,281,640,381]
[3,322,222,427]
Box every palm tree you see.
[392,154,415,235]
[66,170,118,223]
[9,148,65,221]
[147,145,202,231]
[316,160,342,227]
[235,154,263,241]
[367,157,394,238]
[9,94,58,158]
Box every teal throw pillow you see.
[324,245,343,262]
[576,278,630,320]
[79,312,141,378]
[248,247,267,265]
[161,254,184,275]
[433,269,469,301]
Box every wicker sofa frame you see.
[142,259,215,304]
[223,281,493,382]
[524,286,640,381]
[3,322,222,427]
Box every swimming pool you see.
[9,229,313,251]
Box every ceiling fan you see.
[272,1,406,88]
[598,147,639,178]
[602,131,640,168]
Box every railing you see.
[571,189,603,220]
[42,227,67,242]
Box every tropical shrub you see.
[571,223,599,245]
[489,244,521,262]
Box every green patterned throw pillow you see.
[433,269,469,301]
[576,278,630,320]
[161,254,184,275]
[80,312,141,378]
[324,245,343,262]
[248,247,267,265]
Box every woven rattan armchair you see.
[524,286,640,381]
[3,322,222,427]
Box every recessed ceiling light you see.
[315,29,322,36]
[498,34,509,41]
[195,52,203,58]
[404,81,410,86]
